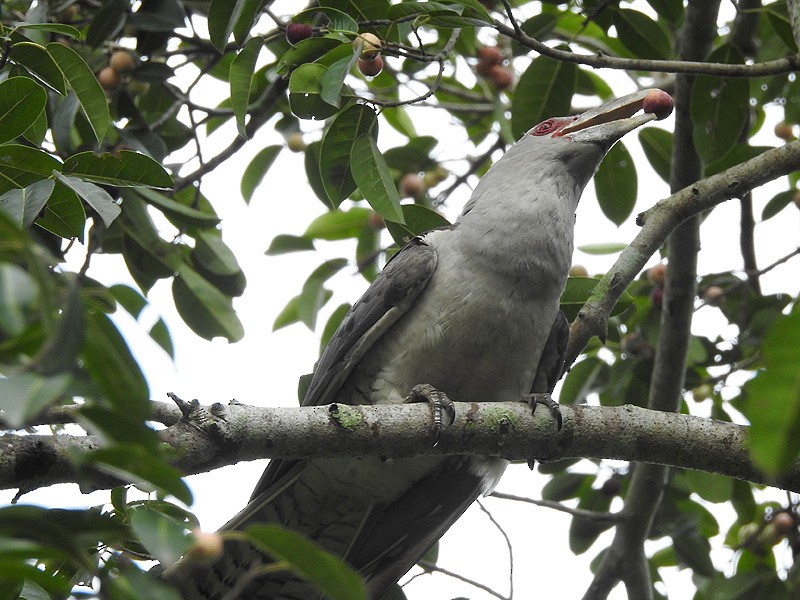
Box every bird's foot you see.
[522,393,562,469]
[405,384,455,446]
[523,392,563,431]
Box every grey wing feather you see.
[247,236,437,502]
[530,310,569,394]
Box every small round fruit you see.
[774,121,795,141]
[109,50,136,74]
[97,67,121,91]
[621,332,650,358]
[600,475,622,497]
[476,45,503,76]
[57,5,78,22]
[692,384,713,401]
[367,212,385,231]
[642,89,674,120]
[286,22,313,45]
[738,522,760,545]
[649,286,664,308]
[186,530,224,563]
[287,132,306,152]
[569,265,588,277]
[399,173,426,199]
[488,64,513,90]
[358,55,384,77]
[702,285,724,306]
[354,32,382,60]
[477,45,503,66]
[647,263,667,286]
[772,512,795,536]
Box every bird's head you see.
[501,88,674,191]
[528,88,673,148]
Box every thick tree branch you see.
[565,139,800,369]
[3,401,800,494]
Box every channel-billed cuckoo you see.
[168,88,673,599]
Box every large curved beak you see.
[561,88,673,147]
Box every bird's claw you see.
[523,393,562,469]
[406,384,455,446]
[524,392,563,431]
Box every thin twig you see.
[490,491,622,523]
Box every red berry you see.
[109,50,136,74]
[772,512,795,536]
[488,65,513,90]
[642,89,674,120]
[354,33,382,60]
[358,55,384,77]
[650,287,664,308]
[775,121,795,141]
[97,67,121,91]
[399,173,426,199]
[702,285,724,306]
[286,22,313,45]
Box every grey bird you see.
[168,88,673,600]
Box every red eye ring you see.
[530,119,558,136]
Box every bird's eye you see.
[530,119,559,136]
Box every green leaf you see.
[9,42,67,94]
[86,445,192,504]
[320,53,358,108]
[0,263,38,336]
[241,145,282,203]
[191,230,242,277]
[33,278,84,376]
[36,182,86,240]
[381,106,417,138]
[683,471,733,504]
[561,276,632,320]
[569,489,614,554]
[53,173,121,227]
[383,137,438,173]
[541,472,590,502]
[292,7,359,33]
[172,263,244,342]
[319,105,377,206]
[321,303,351,351]
[62,150,174,189]
[0,179,54,228]
[149,318,175,358]
[350,135,404,223]
[559,356,607,405]
[14,22,82,40]
[265,234,315,255]
[129,505,192,566]
[594,141,637,226]
[638,128,673,184]
[745,303,800,474]
[304,207,372,240]
[230,37,264,138]
[231,0,265,45]
[761,190,794,221]
[135,188,220,228]
[111,284,148,319]
[85,0,128,47]
[246,524,366,600]
[296,259,349,329]
[691,45,749,166]
[611,9,671,60]
[0,372,72,428]
[47,42,110,143]
[82,311,149,415]
[511,54,576,138]
[577,242,627,255]
[0,77,47,144]
[208,0,250,50]
[385,204,450,246]
[0,145,62,194]
[289,63,341,120]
